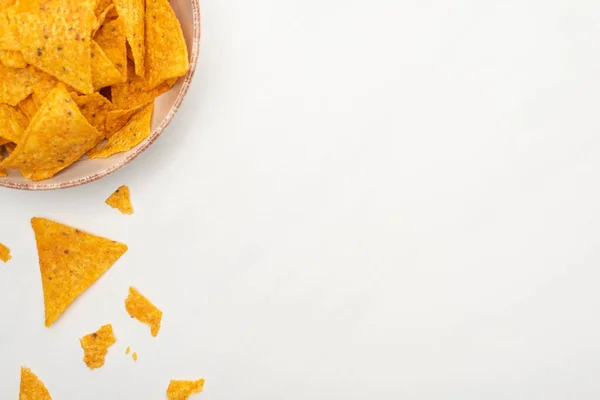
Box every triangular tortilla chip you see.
[105,185,133,214]
[31,217,128,327]
[94,17,127,82]
[1,86,100,180]
[88,103,152,159]
[19,367,52,400]
[113,0,144,76]
[0,103,28,143]
[144,0,189,90]
[0,64,41,106]
[17,0,95,94]
[111,63,169,109]
[167,379,205,400]
[72,92,115,136]
[104,106,139,137]
[91,40,122,90]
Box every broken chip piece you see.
[80,324,116,370]
[167,379,205,400]
[0,242,11,262]
[19,367,53,400]
[125,287,162,337]
[132,351,137,361]
[31,217,128,327]
[125,346,130,354]
[105,185,133,214]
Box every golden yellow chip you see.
[167,379,205,400]
[125,286,162,337]
[105,106,139,136]
[31,217,128,327]
[145,0,189,90]
[17,1,95,94]
[125,346,130,354]
[94,0,112,16]
[94,17,127,82]
[91,40,122,90]
[0,64,40,106]
[0,5,20,51]
[1,86,101,181]
[20,367,53,400]
[0,242,11,262]
[105,185,133,214]
[80,324,116,370]
[31,70,60,107]
[92,4,114,36]
[113,0,144,76]
[0,48,27,68]
[111,63,170,109]
[18,95,37,120]
[72,92,115,136]
[88,103,152,159]
[0,103,28,143]
[132,351,137,361]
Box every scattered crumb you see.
[79,324,116,370]
[125,346,130,355]
[125,287,162,337]
[132,352,138,361]
[0,242,11,263]
[167,379,205,400]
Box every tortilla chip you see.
[17,1,95,94]
[80,324,116,370]
[105,185,133,214]
[145,0,189,90]
[0,242,11,262]
[18,95,37,119]
[72,92,115,137]
[87,103,152,159]
[92,4,114,36]
[19,367,53,400]
[31,217,128,327]
[113,0,144,76]
[112,64,169,109]
[94,0,112,16]
[91,40,122,90]
[0,103,28,143]
[0,64,40,106]
[124,287,162,337]
[0,5,20,51]
[0,48,26,68]
[125,346,130,354]
[94,17,127,82]
[1,86,100,180]
[104,106,139,136]
[132,351,137,361]
[167,379,205,400]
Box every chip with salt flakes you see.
[20,367,53,400]
[31,217,128,327]
[0,242,11,262]
[145,0,189,90]
[0,64,40,106]
[112,64,169,109]
[72,92,115,135]
[80,324,116,370]
[88,103,152,159]
[0,48,26,68]
[91,40,122,90]
[104,106,139,137]
[113,0,144,76]
[125,286,162,337]
[0,86,100,181]
[0,103,28,143]
[105,185,133,214]
[167,379,205,400]
[17,0,95,94]
[94,17,127,82]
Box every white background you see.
[3,0,600,398]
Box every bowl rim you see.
[0,0,201,191]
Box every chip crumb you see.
[80,324,116,370]
[125,346,130,354]
[19,367,53,400]
[125,287,162,337]
[167,379,205,400]
[105,185,133,214]
[0,242,11,262]
[132,351,137,361]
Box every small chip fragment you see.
[111,63,169,109]
[113,0,144,76]
[125,287,162,337]
[31,217,128,327]
[0,242,11,262]
[132,352,137,361]
[80,324,116,370]
[125,346,130,354]
[94,17,127,82]
[88,103,152,159]
[167,379,205,400]
[105,185,133,214]
[91,40,122,90]
[0,64,41,106]
[19,367,53,400]
[0,103,28,143]
[144,0,189,90]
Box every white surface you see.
[2,0,600,398]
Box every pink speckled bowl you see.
[0,0,201,190]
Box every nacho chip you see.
[92,4,114,36]
[125,287,162,337]
[91,40,122,90]
[94,17,127,82]
[19,367,53,400]
[80,324,116,370]
[0,64,40,106]
[0,242,11,262]
[18,95,37,119]
[72,92,115,135]
[0,103,28,143]
[104,106,139,136]
[31,217,128,327]
[31,70,61,107]
[17,0,95,94]
[1,86,101,180]
[145,0,189,90]
[113,0,144,76]
[0,5,20,51]
[0,48,27,68]
[167,379,205,400]
[112,64,169,108]
[88,103,152,159]
[132,351,137,361]
[105,185,133,214]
